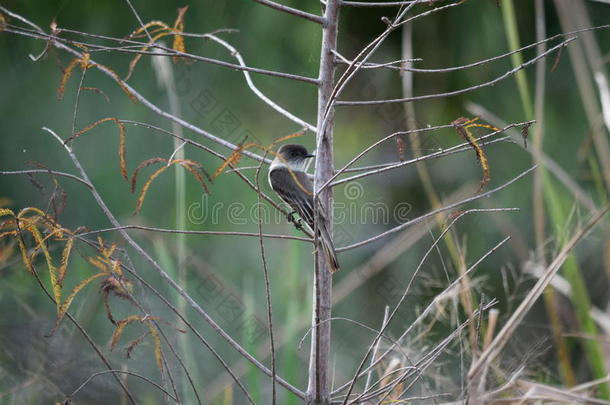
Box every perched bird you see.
[268,144,340,272]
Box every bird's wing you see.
[269,167,315,226]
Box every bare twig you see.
[0,169,91,188]
[325,120,531,190]
[337,167,534,252]
[202,33,316,131]
[340,0,448,7]
[252,0,325,24]
[336,38,576,105]
[69,370,176,402]
[123,0,153,42]
[255,152,277,405]
[76,225,312,242]
[364,306,390,392]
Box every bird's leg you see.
[286,210,297,223]
[286,210,304,230]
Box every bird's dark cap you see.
[277,144,315,159]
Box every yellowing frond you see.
[127,21,171,40]
[134,165,170,214]
[54,272,105,330]
[64,118,128,180]
[0,12,6,32]
[57,237,74,286]
[0,208,15,218]
[117,120,127,180]
[57,58,80,100]
[171,6,189,62]
[272,130,306,145]
[111,315,144,350]
[146,321,164,372]
[131,158,167,192]
[212,142,258,179]
[174,159,210,194]
[453,117,490,192]
[125,31,171,81]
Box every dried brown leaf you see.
[452,117,490,192]
[146,321,164,372]
[125,332,149,358]
[134,165,170,214]
[272,130,306,146]
[174,159,209,194]
[0,12,6,32]
[57,58,80,100]
[80,86,110,103]
[130,157,167,192]
[51,272,105,334]
[125,31,171,81]
[111,315,143,350]
[57,237,73,286]
[212,142,259,179]
[171,6,189,63]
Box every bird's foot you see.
[286,210,297,223]
[286,211,304,230]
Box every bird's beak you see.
[305,153,315,158]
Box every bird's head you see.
[274,144,315,171]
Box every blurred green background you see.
[2,0,610,403]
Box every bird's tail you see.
[318,223,340,272]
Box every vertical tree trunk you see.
[308,1,340,404]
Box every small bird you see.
[268,144,340,272]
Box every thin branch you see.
[339,135,511,174]
[123,0,154,42]
[202,33,316,131]
[336,37,575,105]
[76,225,312,243]
[252,0,325,24]
[332,50,422,71]
[339,0,448,7]
[255,152,277,405]
[337,167,535,252]
[0,169,91,188]
[71,69,87,137]
[324,120,532,191]
[69,370,177,402]
[364,306,390,392]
